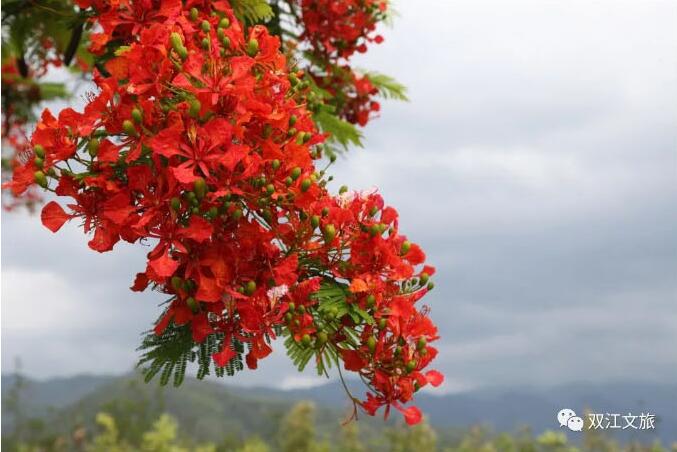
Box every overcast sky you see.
[2,0,676,393]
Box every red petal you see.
[213,343,236,367]
[149,252,180,278]
[130,273,149,292]
[402,406,422,425]
[41,201,70,232]
[425,370,444,387]
[179,216,213,243]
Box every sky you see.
[2,0,676,393]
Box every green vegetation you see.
[2,373,675,452]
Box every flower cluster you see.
[297,0,388,126]
[4,0,442,425]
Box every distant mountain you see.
[2,373,675,445]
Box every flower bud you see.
[366,294,376,308]
[202,38,210,50]
[266,184,275,195]
[170,32,183,51]
[221,36,231,49]
[284,176,293,186]
[34,171,48,188]
[321,207,329,217]
[405,359,417,373]
[288,302,296,313]
[232,209,243,220]
[245,280,257,295]
[131,107,143,124]
[218,17,230,28]
[323,224,336,244]
[189,99,201,118]
[171,276,183,290]
[339,185,348,194]
[34,157,44,168]
[427,282,435,291]
[88,138,100,157]
[301,334,311,347]
[400,240,411,255]
[271,159,281,170]
[417,337,427,350]
[170,197,181,211]
[194,177,208,199]
[316,331,328,346]
[300,178,312,192]
[190,7,199,21]
[378,318,387,330]
[122,119,138,137]
[201,20,211,32]
[34,144,45,159]
[419,272,430,285]
[367,336,377,353]
[177,46,188,60]
[310,215,320,229]
[246,39,259,57]
[290,167,302,180]
[186,296,199,313]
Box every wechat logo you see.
[558,408,584,432]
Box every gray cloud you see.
[2,0,676,392]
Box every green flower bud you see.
[300,178,312,192]
[288,302,296,313]
[201,20,211,32]
[88,138,100,157]
[232,208,243,220]
[289,115,297,126]
[290,167,302,180]
[131,107,143,124]
[122,120,138,137]
[34,157,44,168]
[400,240,411,255]
[316,331,328,346]
[177,46,188,60]
[246,39,259,56]
[34,171,48,188]
[406,359,417,373]
[302,132,312,143]
[321,207,329,217]
[417,337,427,350]
[419,272,430,285]
[323,224,336,244]
[34,144,45,159]
[171,276,183,290]
[189,99,201,118]
[427,282,435,291]
[245,280,257,295]
[271,159,281,170]
[190,7,199,21]
[186,297,199,313]
[201,38,210,50]
[194,177,208,199]
[221,36,231,49]
[170,32,183,51]
[301,334,311,347]
[378,318,387,330]
[218,17,230,29]
[310,215,320,229]
[266,183,275,195]
[285,312,293,322]
[366,294,376,308]
[367,336,377,353]
[284,176,293,186]
[170,197,181,211]
[339,185,348,194]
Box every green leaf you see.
[231,0,273,24]
[365,71,409,101]
[313,111,363,150]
